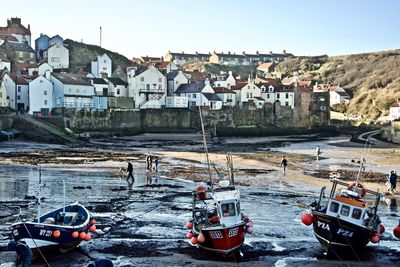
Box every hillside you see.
[276,50,400,122]
[65,39,134,71]
[180,61,256,79]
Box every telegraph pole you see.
[100,26,102,47]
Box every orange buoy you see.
[197,233,205,243]
[301,213,313,226]
[393,225,400,238]
[379,225,385,234]
[53,230,61,238]
[90,219,96,225]
[72,231,79,238]
[84,233,91,241]
[186,221,193,229]
[186,232,193,239]
[89,225,96,232]
[190,236,198,245]
[370,233,380,243]
[79,232,87,240]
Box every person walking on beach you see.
[127,160,134,180]
[280,156,288,175]
[316,145,321,161]
[154,156,159,172]
[389,171,398,193]
[146,155,151,171]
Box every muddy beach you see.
[0,135,400,267]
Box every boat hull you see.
[197,223,246,254]
[312,211,372,254]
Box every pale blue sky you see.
[2,0,399,58]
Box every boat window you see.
[221,203,236,217]
[352,208,362,219]
[340,205,350,216]
[236,202,240,214]
[329,201,339,213]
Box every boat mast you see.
[37,164,42,223]
[63,180,66,214]
[355,137,371,186]
[199,106,213,188]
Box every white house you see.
[0,59,11,71]
[86,77,109,96]
[232,81,261,108]
[175,79,222,110]
[127,65,167,109]
[28,75,53,115]
[167,70,189,96]
[0,81,8,107]
[165,96,188,108]
[2,73,30,111]
[43,44,69,69]
[275,86,295,108]
[213,87,236,107]
[389,101,400,121]
[50,73,95,109]
[329,85,350,106]
[27,62,53,76]
[213,71,236,89]
[106,77,128,97]
[91,54,112,78]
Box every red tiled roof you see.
[336,91,350,97]
[231,82,247,90]
[15,62,38,69]
[213,87,234,93]
[257,62,274,71]
[0,34,18,42]
[254,96,264,100]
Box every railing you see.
[63,102,94,109]
[139,88,165,93]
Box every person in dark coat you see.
[8,240,32,267]
[154,157,159,172]
[389,171,398,192]
[127,160,134,180]
[280,156,288,175]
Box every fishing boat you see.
[184,108,253,255]
[302,176,384,255]
[11,179,96,254]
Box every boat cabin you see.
[211,189,241,227]
[326,189,371,227]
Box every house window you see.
[104,60,107,63]
[17,96,21,100]
[285,102,289,106]
[40,80,43,83]
[140,77,145,82]
[158,78,162,82]
[117,89,120,95]
[247,86,250,89]
[158,84,162,89]
[286,93,289,98]
[51,57,60,62]
[250,93,253,98]
[17,86,21,92]
[44,100,47,105]
[44,91,47,95]
[0,92,2,98]
[193,94,196,98]
[277,94,280,99]
[320,105,327,111]
[146,84,150,90]
[246,92,249,98]
[176,81,179,84]
[267,94,270,99]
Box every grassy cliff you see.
[276,50,400,122]
[65,39,134,71]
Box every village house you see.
[85,77,109,96]
[50,73,96,110]
[0,59,11,71]
[388,101,400,121]
[112,65,128,82]
[106,77,128,97]
[28,75,53,115]
[175,79,222,110]
[166,70,190,96]
[256,62,276,77]
[134,56,163,65]
[213,87,236,107]
[209,52,248,65]
[35,34,69,69]
[213,71,236,89]
[2,73,30,111]
[14,62,53,76]
[165,95,188,109]
[0,41,36,64]
[127,65,167,109]
[144,60,179,75]
[328,85,350,106]
[210,50,293,65]
[231,80,262,108]
[91,54,112,78]
[164,51,210,66]
[0,80,8,107]
[0,18,31,46]
[258,78,283,106]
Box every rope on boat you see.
[22,222,51,267]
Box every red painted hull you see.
[197,223,246,254]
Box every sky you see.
[2,0,400,59]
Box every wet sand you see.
[0,135,400,266]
